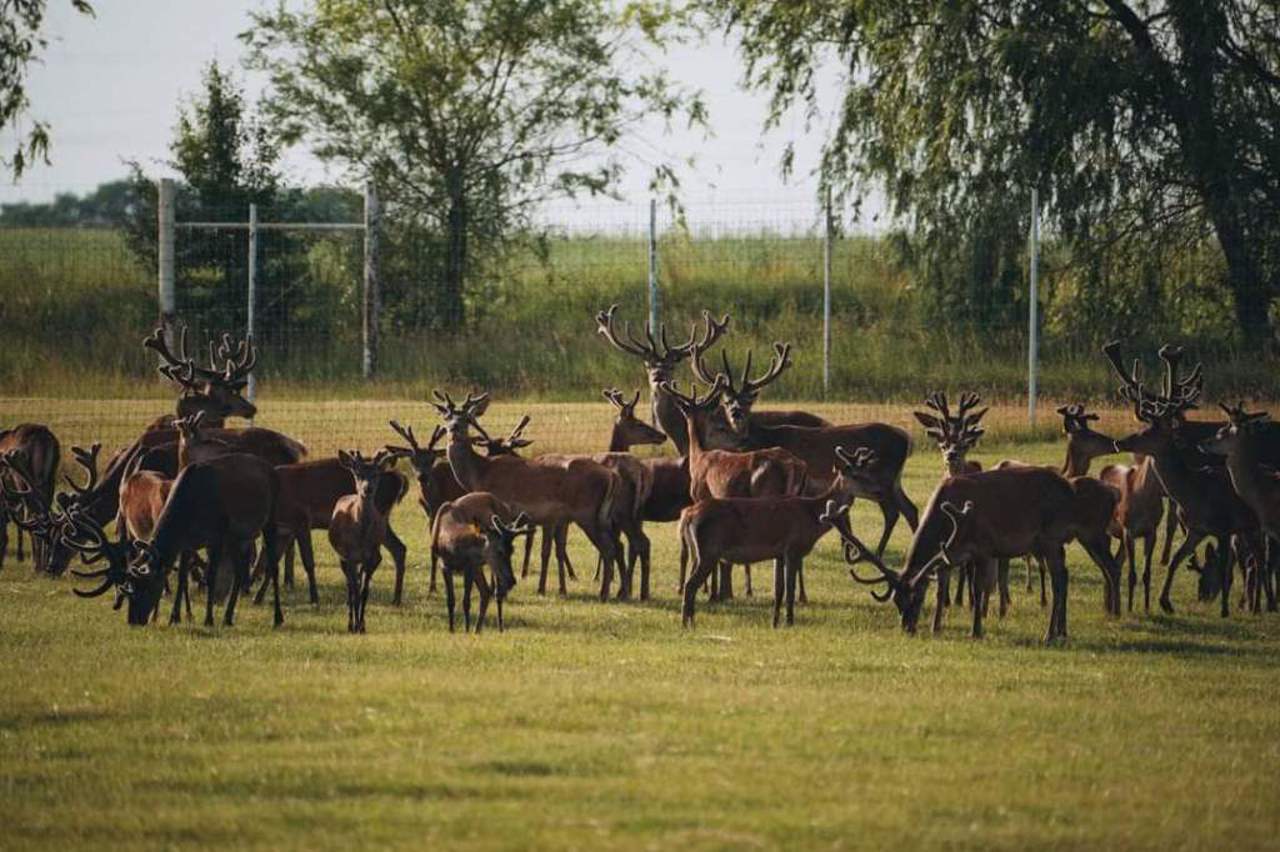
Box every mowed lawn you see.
[2,397,1279,850]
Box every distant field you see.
[4,226,1277,402]
[2,397,1279,849]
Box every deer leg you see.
[342,562,357,632]
[443,567,457,633]
[743,562,753,597]
[1141,531,1155,614]
[1080,534,1121,616]
[784,554,799,627]
[637,525,652,602]
[797,563,807,605]
[555,523,573,594]
[203,543,222,627]
[222,543,247,627]
[264,528,284,628]
[678,532,689,595]
[1264,536,1277,613]
[1039,557,1048,607]
[683,558,716,628]
[997,559,1010,618]
[1160,529,1204,614]
[971,569,985,639]
[384,525,407,606]
[462,567,474,633]
[521,528,536,578]
[874,496,901,560]
[0,517,8,570]
[474,570,492,634]
[252,533,277,605]
[1218,536,1234,619]
[718,562,735,601]
[581,524,619,603]
[954,564,967,609]
[537,525,552,596]
[932,567,950,635]
[771,557,785,628]
[1125,534,1137,614]
[170,552,190,625]
[895,479,919,532]
[1045,546,1068,643]
[16,527,24,563]
[1160,500,1179,565]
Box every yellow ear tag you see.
[469,522,484,536]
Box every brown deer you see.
[430,493,534,632]
[0,424,60,572]
[689,339,829,431]
[0,451,61,574]
[841,465,1121,642]
[431,390,625,601]
[596,304,727,455]
[676,447,877,628]
[912,391,1010,620]
[328,450,399,634]
[120,453,284,628]
[1106,342,1262,617]
[143,325,258,425]
[1201,404,1280,612]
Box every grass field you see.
[2,397,1279,849]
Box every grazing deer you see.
[1106,342,1261,617]
[842,465,1121,642]
[431,390,625,601]
[912,391,1009,620]
[0,451,61,573]
[677,447,877,628]
[119,453,284,628]
[143,325,258,425]
[0,424,60,572]
[596,304,727,456]
[430,492,534,632]
[1201,404,1280,612]
[328,450,399,633]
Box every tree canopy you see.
[714,0,1280,344]
[243,0,705,328]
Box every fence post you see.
[157,178,176,348]
[363,182,381,380]
[1028,188,1040,427]
[246,202,259,404]
[823,189,833,398]
[647,197,659,425]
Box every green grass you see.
[2,398,1279,849]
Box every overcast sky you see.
[2,2,860,226]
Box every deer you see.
[839,464,1121,642]
[0,424,60,572]
[327,450,399,633]
[690,338,917,559]
[115,452,284,628]
[430,390,625,601]
[661,377,809,598]
[0,451,62,576]
[1106,341,1263,617]
[1201,404,1280,613]
[676,446,878,628]
[142,325,258,426]
[911,391,1010,621]
[689,339,829,432]
[430,492,534,633]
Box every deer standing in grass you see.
[328,450,399,633]
[677,447,877,628]
[0,424,60,573]
[431,390,625,600]
[431,493,534,632]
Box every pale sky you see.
[2,1,861,227]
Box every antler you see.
[659,377,726,412]
[819,499,900,601]
[214,332,257,384]
[597,304,721,365]
[602,387,642,415]
[62,443,101,495]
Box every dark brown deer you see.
[596,304,729,455]
[689,339,829,431]
[430,492,534,632]
[1106,342,1261,617]
[840,465,1121,642]
[328,450,399,633]
[0,424,60,572]
[0,450,61,574]
[431,390,625,601]
[143,325,258,425]
[676,447,877,628]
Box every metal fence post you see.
[363,182,381,379]
[1028,188,1040,427]
[157,178,176,348]
[823,190,833,397]
[246,202,259,404]
[647,197,659,425]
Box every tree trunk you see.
[1215,215,1273,346]
[442,168,468,330]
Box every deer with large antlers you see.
[0,424,60,573]
[143,325,258,426]
[677,447,878,628]
[328,450,400,633]
[0,450,62,575]
[431,390,625,601]
[430,493,534,633]
[1107,342,1262,617]
[838,465,1121,642]
[690,339,829,432]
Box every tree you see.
[714,1,1280,344]
[1,0,93,177]
[243,0,705,329]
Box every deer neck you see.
[1221,437,1273,509]
[1143,442,1198,506]
[445,432,489,492]
[608,425,629,453]
[651,383,690,456]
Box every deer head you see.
[603,388,667,448]
[1106,341,1204,456]
[596,304,728,386]
[691,337,793,435]
[484,512,535,600]
[144,324,258,423]
[61,505,130,602]
[430,390,491,439]
[471,415,534,457]
[913,391,987,475]
[385,421,448,478]
[1202,402,1270,458]
[337,449,397,502]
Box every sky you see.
[1,1,859,228]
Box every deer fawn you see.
[328,450,399,633]
[430,492,534,632]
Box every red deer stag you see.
[677,447,877,628]
[0,424,60,572]
[142,325,258,426]
[431,390,624,601]
[328,450,399,633]
[689,339,829,431]
[1106,342,1261,617]
[839,465,1121,642]
[430,492,534,632]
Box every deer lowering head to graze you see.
[676,447,879,628]
[431,390,625,601]
[0,424,60,573]
[596,304,728,455]
[690,339,829,432]
[328,450,399,634]
[1107,341,1261,617]
[0,450,61,574]
[117,452,283,628]
[430,492,533,633]
[144,325,258,425]
[838,465,1121,642]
